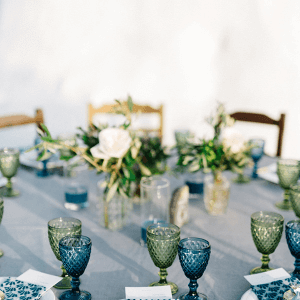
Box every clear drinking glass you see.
[276,159,300,210]
[0,148,20,197]
[178,237,211,300]
[250,139,265,178]
[250,211,284,274]
[146,223,180,294]
[48,217,82,289]
[140,176,170,246]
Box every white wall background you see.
[0,0,299,158]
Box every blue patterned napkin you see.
[0,277,46,300]
[251,276,300,300]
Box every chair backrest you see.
[0,109,44,130]
[88,103,163,141]
[230,111,285,157]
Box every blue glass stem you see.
[188,279,198,297]
[71,276,80,293]
[252,162,258,178]
[293,258,300,278]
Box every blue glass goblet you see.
[286,220,300,279]
[59,235,92,300]
[178,237,211,300]
[250,139,265,178]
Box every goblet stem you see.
[275,189,292,210]
[252,162,258,178]
[61,264,68,278]
[261,254,271,270]
[188,279,198,297]
[71,276,80,293]
[292,258,300,279]
[6,178,12,190]
[158,268,168,285]
[54,264,72,289]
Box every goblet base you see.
[0,249,3,257]
[250,266,273,275]
[36,170,50,177]
[232,174,250,184]
[179,292,208,300]
[0,187,20,197]
[149,281,178,295]
[275,200,292,211]
[59,290,91,300]
[54,276,72,289]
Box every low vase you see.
[204,171,230,215]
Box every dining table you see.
[0,154,297,300]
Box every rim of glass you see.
[48,217,82,229]
[140,176,169,189]
[277,159,299,166]
[146,222,180,236]
[59,235,91,249]
[251,211,284,223]
[286,220,300,230]
[0,148,20,155]
[178,237,211,251]
[249,138,265,145]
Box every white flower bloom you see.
[90,128,132,159]
[221,127,246,154]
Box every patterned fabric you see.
[0,277,46,300]
[251,276,300,300]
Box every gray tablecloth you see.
[0,157,296,300]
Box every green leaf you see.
[40,124,52,138]
[106,180,119,203]
[139,162,151,176]
[127,95,133,112]
[37,150,52,161]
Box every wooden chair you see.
[88,102,163,142]
[0,108,44,130]
[230,111,285,157]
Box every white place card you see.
[125,286,173,299]
[244,268,291,286]
[17,269,62,291]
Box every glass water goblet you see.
[276,159,300,210]
[250,211,284,274]
[286,220,300,279]
[48,217,82,289]
[146,223,180,294]
[59,235,92,300]
[178,237,211,300]
[250,139,265,178]
[0,148,20,197]
[0,198,4,257]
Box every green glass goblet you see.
[276,159,300,210]
[0,198,4,257]
[0,148,20,197]
[250,211,284,274]
[290,184,300,218]
[48,217,82,289]
[146,223,180,295]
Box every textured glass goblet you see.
[286,220,300,279]
[250,139,265,179]
[48,217,82,289]
[146,223,180,295]
[0,198,4,257]
[250,211,284,274]
[276,159,300,210]
[0,148,20,197]
[178,237,211,300]
[59,235,92,300]
[290,184,300,218]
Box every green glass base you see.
[179,292,208,300]
[149,281,178,295]
[275,200,292,211]
[232,174,250,184]
[0,187,20,198]
[54,276,72,289]
[0,249,3,257]
[250,266,273,275]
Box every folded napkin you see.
[0,277,46,300]
[251,276,300,300]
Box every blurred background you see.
[0,0,299,158]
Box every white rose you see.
[221,127,246,154]
[90,128,132,159]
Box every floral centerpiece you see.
[176,102,252,215]
[30,96,169,229]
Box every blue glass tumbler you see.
[59,235,92,300]
[286,220,300,279]
[250,139,265,178]
[178,237,211,300]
